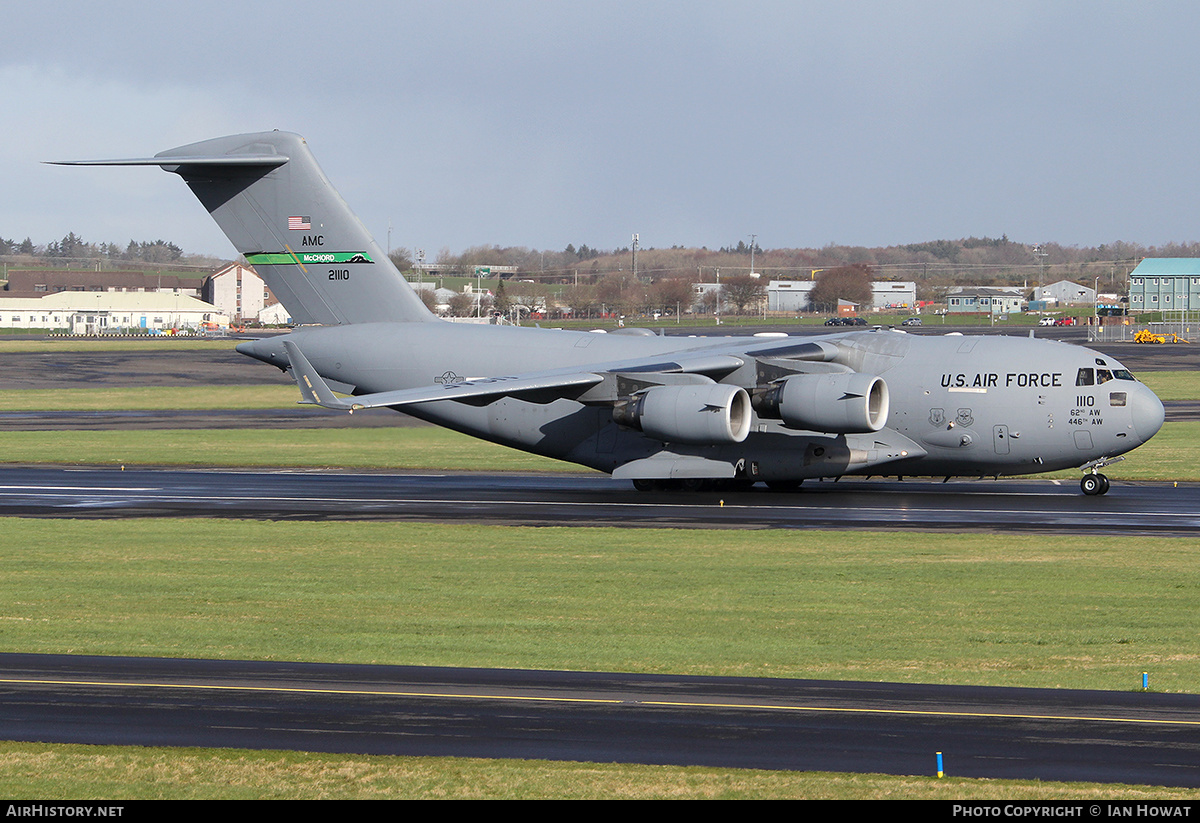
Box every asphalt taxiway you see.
[4,653,1199,786]
[0,465,1196,534]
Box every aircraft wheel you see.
[681,478,711,492]
[1080,474,1106,496]
[1098,474,1110,495]
[632,479,656,492]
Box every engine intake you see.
[753,373,889,433]
[613,384,752,444]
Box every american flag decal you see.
[288,216,311,231]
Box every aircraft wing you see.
[282,334,847,413]
[283,340,604,411]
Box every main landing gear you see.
[1080,473,1110,496]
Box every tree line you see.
[0,232,190,265]
[394,235,1182,289]
[8,229,1185,313]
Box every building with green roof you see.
[1128,258,1200,312]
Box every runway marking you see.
[0,485,161,492]
[3,676,1198,727]
[636,700,1200,726]
[0,676,621,705]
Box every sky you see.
[6,1,1200,259]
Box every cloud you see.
[5,2,1200,254]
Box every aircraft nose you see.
[1130,383,1165,443]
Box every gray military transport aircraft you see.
[53,131,1164,495]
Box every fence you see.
[1088,313,1199,343]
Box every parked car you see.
[824,317,847,326]
[850,317,868,326]
[1054,316,1076,326]
[901,317,922,326]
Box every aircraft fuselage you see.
[238,324,1163,484]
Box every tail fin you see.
[52,131,435,326]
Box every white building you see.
[767,280,916,312]
[258,302,293,325]
[0,292,228,333]
[1031,280,1097,306]
[202,262,280,321]
[766,280,816,311]
[871,281,918,310]
[946,287,1024,315]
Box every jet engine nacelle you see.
[613,384,752,444]
[754,373,889,433]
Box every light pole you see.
[1033,244,1048,287]
[715,268,721,325]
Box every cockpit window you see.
[1078,366,1135,386]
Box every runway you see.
[4,653,1199,786]
[0,465,1195,534]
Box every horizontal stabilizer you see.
[47,155,288,168]
[283,341,355,410]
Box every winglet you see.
[282,340,357,411]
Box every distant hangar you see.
[767,280,916,312]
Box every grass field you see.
[1135,370,1200,401]
[0,426,577,471]
[4,519,1198,690]
[3,518,1200,799]
[0,385,299,411]
[3,742,1197,800]
[0,339,240,353]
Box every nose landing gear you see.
[1079,456,1123,496]
[1081,473,1110,496]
